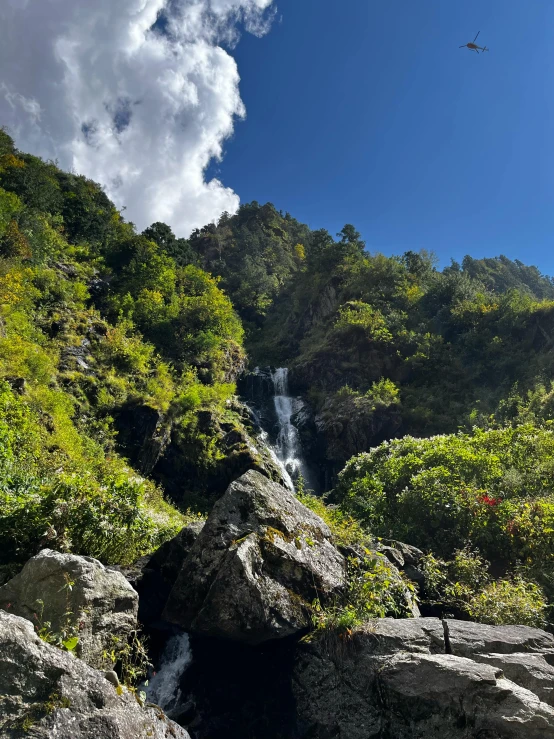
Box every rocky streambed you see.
[1,470,554,738]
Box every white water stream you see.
[270,368,316,491]
[145,633,192,716]
[271,368,303,481]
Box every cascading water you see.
[271,368,302,479]
[145,633,192,717]
[270,368,317,491]
[240,366,319,492]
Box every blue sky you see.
[212,0,554,272]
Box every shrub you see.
[336,426,554,569]
[312,552,417,633]
[0,381,184,565]
[466,577,547,627]
[419,549,548,627]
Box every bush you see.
[336,425,554,568]
[419,549,548,626]
[467,577,547,627]
[298,486,417,633]
[297,487,367,548]
[0,381,184,565]
[311,552,417,633]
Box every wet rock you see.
[0,610,189,739]
[163,470,346,644]
[237,367,275,406]
[0,549,138,670]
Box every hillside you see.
[2,129,554,626]
[0,129,283,569]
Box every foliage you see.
[31,575,80,653]
[0,380,184,565]
[298,484,417,633]
[0,131,243,566]
[311,552,417,633]
[336,426,554,623]
[297,486,366,548]
[420,549,548,627]
[336,425,554,562]
[104,629,152,689]
[465,577,547,626]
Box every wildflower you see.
[479,494,501,507]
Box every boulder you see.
[473,652,554,707]
[444,619,554,658]
[163,470,346,644]
[293,617,554,738]
[119,520,205,626]
[0,610,189,739]
[0,549,138,670]
[379,652,554,738]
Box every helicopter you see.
[459,31,489,54]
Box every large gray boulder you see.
[294,618,554,738]
[474,652,554,707]
[0,549,138,669]
[0,610,189,739]
[163,470,346,644]
[444,619,554,657]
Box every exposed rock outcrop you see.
[0,549,138,670]
[163,470,346,644]
[155,402,287,505]
[114,401,172,476]
[237,367,275,408]
[0,610,188,739]
[315,391,402,467]
[293,617,554,738]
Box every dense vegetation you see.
[0,129,248,567]
[174,197,554,628]
[3,127,554,628]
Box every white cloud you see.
[0,0,275,235]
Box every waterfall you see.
[145,633,192,716]
[271,368,303,480]
[270,368,316,491]
[241,366,318,492]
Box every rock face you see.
[120,520,205,626]
[0,610,189,739]
[0,549,138,670]
[315,392,401,471]
[114,401,172,476]
[294,617,554,738]
[155,401,288,505]
[163,470,346,644]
